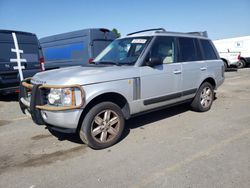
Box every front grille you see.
[40,88,50,105]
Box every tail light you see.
[40,57,45,71]
[88,58,94,64]
[237,54,241,60]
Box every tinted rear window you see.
[200,40,218,60]
[0,33,38,44]
[0,33,39,63]
[177,37,202,62]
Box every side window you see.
[150,36,175,64]
[200,40,218,60]
[178,37,201,62]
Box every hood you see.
[31,65,140,85]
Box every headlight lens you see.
[47,88,75,106]
[48,88,62,105]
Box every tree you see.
[112,28,121,38]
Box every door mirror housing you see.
[146,57,162,67]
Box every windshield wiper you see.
[97,61,121,66]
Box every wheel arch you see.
[239,57,247,65]
[200,77,216,89]
[77,92,130,132]
[221,58,229,68]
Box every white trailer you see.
[213,36,250,68]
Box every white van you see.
[213,36,250,68]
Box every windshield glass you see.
[94,37,151,65]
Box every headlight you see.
[47,88,76,106]
[48,88,62,105]
[36,84,84,111]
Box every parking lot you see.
[0,68,250,188]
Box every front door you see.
[139,36,182,111]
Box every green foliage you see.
[112,28,121,38]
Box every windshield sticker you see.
[131,39,147,44]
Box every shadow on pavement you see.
[226,68,238,72]
[0,93,19,102]
[45,104,190,145]
[127,104,189,130]
[47,128,83,144]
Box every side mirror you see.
[146,57,162,67]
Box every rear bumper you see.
[19,79,83,130]
[244,57,250,64]
[0,69,41,94]
[216,77,224,89]
[0,86,19,94]
[228,61,239,66]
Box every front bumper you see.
[19,78,84,129]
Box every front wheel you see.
[191,82,214,112]
[79,102,125,149]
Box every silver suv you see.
[19,28,224,149]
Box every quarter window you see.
[200,40,218,60]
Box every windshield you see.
[94,37,151,65]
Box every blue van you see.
[39,28,116,70]
[0,30,44,94]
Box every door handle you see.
[173,70,182,74]
[200,67,207,71]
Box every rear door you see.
[90,29,116,59]
[92,40,114,58]
[178,37,206,97]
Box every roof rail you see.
[186,31,208,37]
[127,28,166,36]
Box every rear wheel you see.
[237,59,246,69]
[191,82,214,112]
[79,102,125,149]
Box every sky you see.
[0,0,249,40]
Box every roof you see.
[123,28,209,39]
[0,29,35,36]
[39,28,112,43]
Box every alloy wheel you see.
[200,87,213,108]
[91,109,120,143]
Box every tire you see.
[223,60,228,70]
[191,82,214,112]
[79,102,125,149]
[237,59,246,69]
